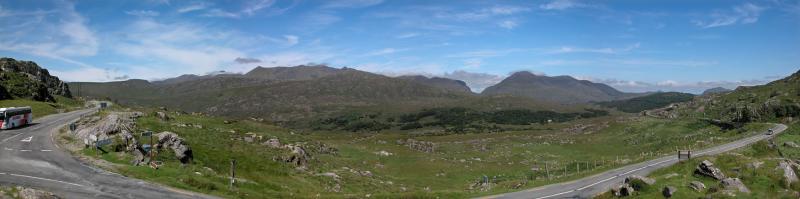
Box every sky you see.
[1,0,799,94]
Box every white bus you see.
[0,107,32,130]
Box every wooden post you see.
[230,159,236,189]
[576,162,580,173]
[545,162,550,180]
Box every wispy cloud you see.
[547,43,640,54]
[498,20,518,29]
[447,49,525,58]
[538,58,718,67]
[284,35,299,46]
[323,0,383,9]
[441,70,505,92]
[539,0,589,10]
[693,3,766,28]
[125,10,160,17]
[583,76,779,93]
[177,3,209,13]
[201,0,292,18]
[395,32,420,39]
[365,48,407,56]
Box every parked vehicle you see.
[767,128,774,135]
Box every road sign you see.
[69,123,77,131]
[678,150,692,161]
[141,131,153,137]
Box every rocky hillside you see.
[702,87,732,95]
[0,57,71,102]
[597,92,695,113]
[397,75,472,93]
[481,71,637,104]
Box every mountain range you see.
[72,64,635,121]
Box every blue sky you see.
[1,0,799,93]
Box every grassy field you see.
[58,107,776,199]
[0,97,82,117]
[597,122,800,198]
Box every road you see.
[483,123,788,199]
[0,108,217,198]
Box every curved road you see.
[0,108,216,198]
[483,123,788,199]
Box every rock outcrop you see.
[282,144,309,168]
[695,160,726,180]
[16,186,61,199]
[624,175,656,185]
[0,57,71,101]
[778,160,799,187]
[155,132,193,164]
[784,141,800,148]
[398,139,436,153]
[611,183,635,197]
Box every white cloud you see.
[447,49,524,58]
[539,0,587,10]
[0,1,98,67]
[177,3,209,13]
[201,0,290,18]
[125,10,160,17]
[693,3,766,28]
[498,20,518,29]
[538,58,717,67]
[436,5,530,21]
[284,35,299,46]
[463,58,482,69]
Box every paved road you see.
[483,123,788,199]
[0,108,217,199]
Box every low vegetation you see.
[597,92,695,113]
[0,97,81,117]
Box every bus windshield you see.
[0,112,4,120]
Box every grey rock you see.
[16,186,61,199]
[695,160,726,180]
[720,178,750,193]
[155,132,193,164]
[624,175,656,185]
[611,183,635,197]
[689,181,706,192]
[662,186,676,198]
[778,160,799,186]
[262,138,282,148]
[784,141,800,148]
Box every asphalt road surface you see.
[483,123,788,199]
[0,108,217,199]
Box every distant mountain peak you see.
[482,72,636,104]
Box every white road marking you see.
[19,150,31,152]
[20,136,33,142]
[4,148,12,151]
[41,149,52,152]
[4,173,84,187]
[0,132,25,144]
[535,190,574,199]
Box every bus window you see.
[0,112,4,120]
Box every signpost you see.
[230,159,237,189]
[141,131,155,167]
[95,138,112,157]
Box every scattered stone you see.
[662,186,676,198]
[749,161,764,169]
[154,131,193,164]
[689,181,706,192]
[720,178,750,193]
[317,172,340,180]
[785,141,800,148]
[695,160,726,180]
[402,139,436,153]
[359,170,373,177]
[262,138,282,148]
[663,173,679,179]
[374,150,393,156]
[16,186,60,199]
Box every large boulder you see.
[283,144,309,168]
[784,141,800,148]
[155,132,193,164]
[689,181,706,192]
[695,160,726,180]
[262,138,282,148]
[778,160,799,186]
[720,178,750,193]
[16,186,60,199]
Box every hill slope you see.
[481,71,635,104]
[397,75,472,93]
[0,57,72,102]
